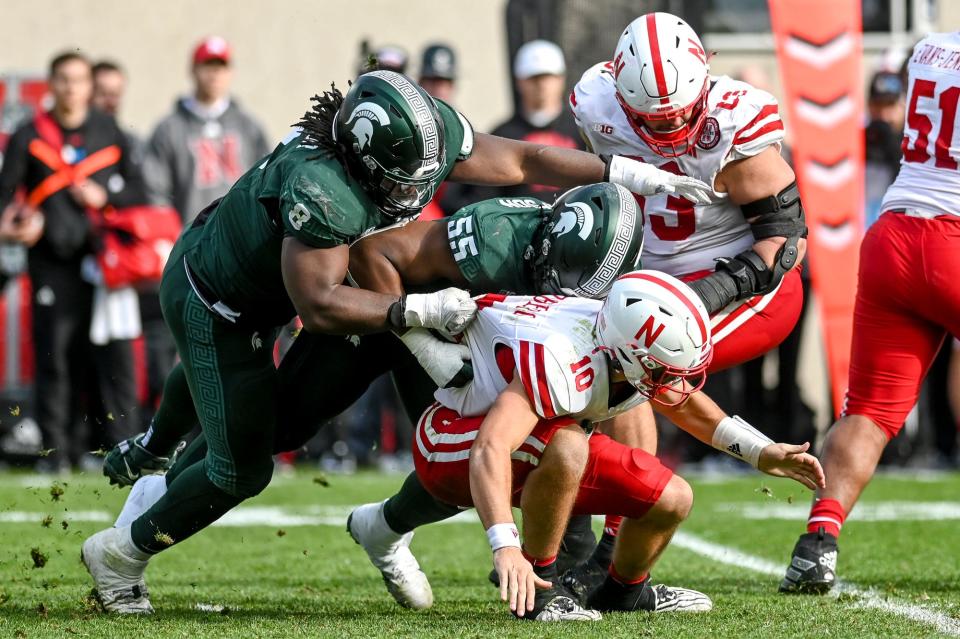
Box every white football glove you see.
[400,328,472,388]
[607,155,714,205]
[404,287,477,335]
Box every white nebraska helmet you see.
[596,270,712,404]
[613,12,710,157]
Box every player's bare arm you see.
[349,220,466,297]
[451,132,713,203]
[654,389,825,490]
[688,145,808,314]
[469,376,555,616]
[716,146,808,267]
[282,237,476,336]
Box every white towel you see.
[89,285,142,345]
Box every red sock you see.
[521,550,557,567]
[609,562,648,586]
[603,515,623,537]
[807,498,846,538]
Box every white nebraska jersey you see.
[881,32,960,218]
[571,64,785,275]
[435,294,645,422]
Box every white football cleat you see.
[650,583,713,612]
[81,526,153,614]
[347,500,433,610]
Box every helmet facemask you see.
[617,78,709,158]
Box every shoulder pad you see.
[711,77,785,159]
[456,111,474,159]
[514,335,587,419]
[280,167,367,248]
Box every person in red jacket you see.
[0,51,148,471]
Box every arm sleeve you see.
[0,127,30,211]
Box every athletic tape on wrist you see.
[486,523,521,552]
[711,415,774,468]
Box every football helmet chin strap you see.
[688,181,807,315]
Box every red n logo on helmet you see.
[635,315,666,348]
[613,52,626,79]
[688,39,706,64]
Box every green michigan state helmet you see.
[530,183,643,298]
[335,71,447,218]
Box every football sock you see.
[141,363,199,457]
[588,566,653,611]
[589,532,617,568]
[609,563,648,586]
[603,515,623,537]
[522,550,559,584]
[382,472,461,534]
[115,474,167,528]
[130,461,241,554]
[807,498,846,538]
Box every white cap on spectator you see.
[514,40,566,79]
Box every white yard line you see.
[672,531,960,637]
[715,501,960,521]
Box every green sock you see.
[382,472,461,534]
[131,460,241,553]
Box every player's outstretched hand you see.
[606,155,713,205]
[404,287,477,334]
[494,546,551,618]
[757,442,826,491]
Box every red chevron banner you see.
[768,0,864,416]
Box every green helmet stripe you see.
[575,184,639,297]
[367,70,442,168]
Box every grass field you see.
[1,468,958,638]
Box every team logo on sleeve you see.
[347,102,391,150]
[552,202,594,240]
[697,117,721,150]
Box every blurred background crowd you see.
[0,0,956,475]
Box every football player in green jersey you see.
[83,69,710,614]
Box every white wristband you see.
[711,415,774,468]
[486,523,521,552]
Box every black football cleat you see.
[779,527,839,594]
[516,584,601,621]
[587,576,712,613]
[560,556,609,605]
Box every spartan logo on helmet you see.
[347,102,391,151]
[552,202,595,240]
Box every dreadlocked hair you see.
[295,82,350,162]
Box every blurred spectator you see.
[443,39,582,212]
[0,51,147,471]
[91,61,125,118]
[92,60,145,166]
[864,70,905,227]
[418,43,458,221]
[418,43,457,103]
[143,36,269,225]
[357,43,409,76]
